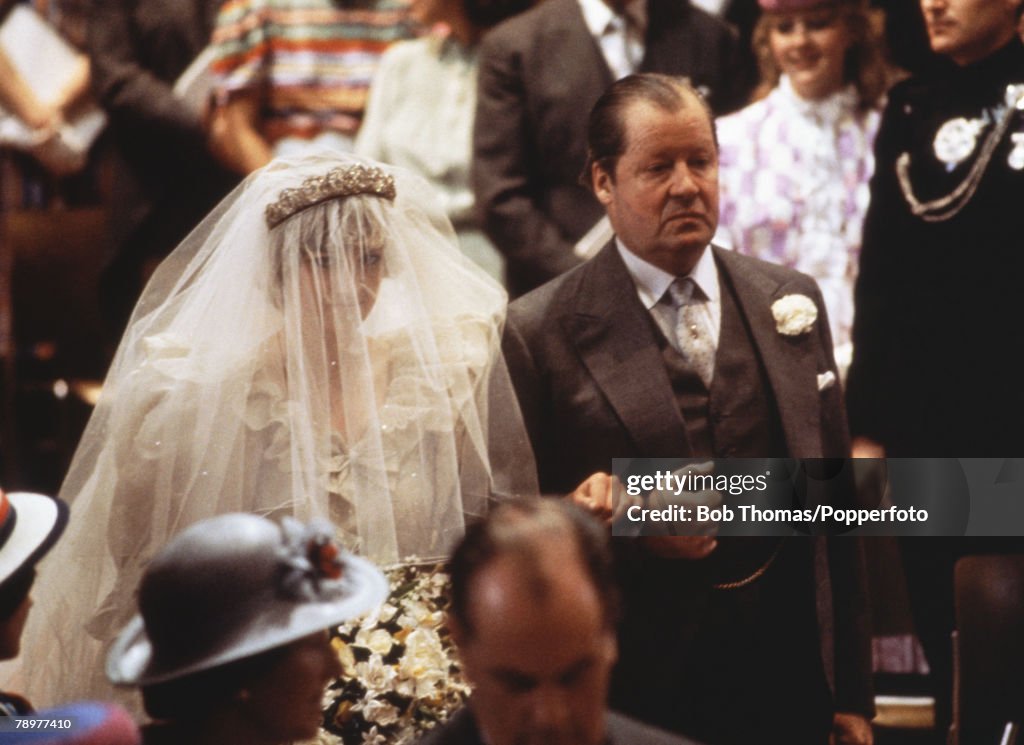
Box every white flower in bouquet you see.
[360,727,388,745]
[355,654,398,694]
[401,627,447,676]
[355,700,402,727]
[355,628,396,656]
[317,730,343,745]
[397,600,442,628]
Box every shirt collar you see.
[776,75,859,123]
[577,0,646,37]
[615,238,719,309]
[578,0,616,37]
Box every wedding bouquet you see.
[320,563,470,745]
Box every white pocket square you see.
[817,370,836,392]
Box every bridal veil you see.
[9,151,537,704]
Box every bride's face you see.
[292,205,388,325]
[299,236,384,322]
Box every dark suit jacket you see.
[503,243,873,738]
[472,0,747,296]
[416,706,703,745]
[89,0,237,254]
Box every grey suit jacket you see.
[472,0,746,295]
[416,707,704,745]
[502,242,874,722]
[504,243,849,492]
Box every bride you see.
[10,152,537,705]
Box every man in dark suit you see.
[89,0,238,337]
[472,0,748,296]
[846,0,1024,737]
[418,498,701,745]
[503,74,873,744]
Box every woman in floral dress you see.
[716,0,891,373]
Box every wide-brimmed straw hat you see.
[106,513,387,686]
[0,490,69,587]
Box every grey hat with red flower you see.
[106,513,387,686]
[0,490,69,588]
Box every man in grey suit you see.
[472,0,747,296]
[503,74,873,745]
[417,499,702,745]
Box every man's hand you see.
[625,462,721,560]
[830,712,873,745]
[567,472,637,524]
[851,436,885,459]
[206,95,273,175]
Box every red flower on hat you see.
[309,537,344,580]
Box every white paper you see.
[0,5,106,170]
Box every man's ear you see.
[446,612,478,683]
[603,628,619,667]
[446,611,468,650]
[592,162,614,206]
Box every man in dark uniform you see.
[846,0,1024,738]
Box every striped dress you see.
[211,0,415,146]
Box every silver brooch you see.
[933,116,989,171]
[1009,133,1024,171]
[1005,83,1024,110]
[265,164,397,228]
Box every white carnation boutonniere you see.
[771,294,818,336]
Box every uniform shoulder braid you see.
[896,83,1024,221]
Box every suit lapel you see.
[547,0,615,89]
[713,248,824,458]
[569,244,692,456]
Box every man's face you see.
[593,96,719,276]
[920,0,1019,66]
[453,546,617,745]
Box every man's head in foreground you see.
[448,499,620,745]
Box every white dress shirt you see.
[690,0,729,15]
[616,239,722,353]
[577,0,646,81]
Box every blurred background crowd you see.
[0,0,949,495]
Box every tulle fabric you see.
[8,151,537,705]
